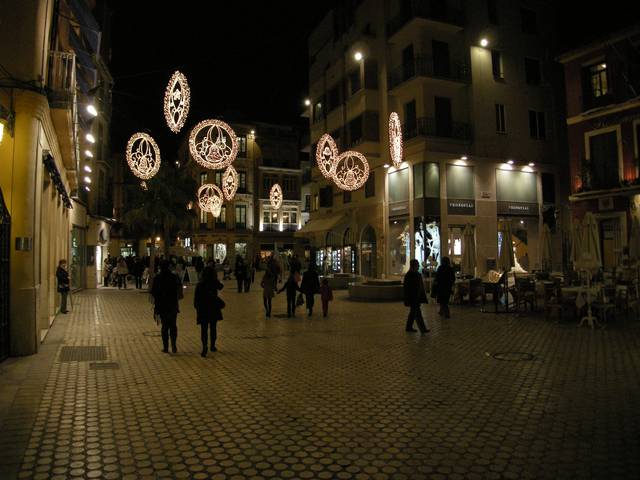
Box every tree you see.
[120,163,197,256]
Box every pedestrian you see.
[403,259,429,334]
[252,253,261,282]
[102,257,111,287]
[117,256,128,289]
[290,254,302,275]
[151,260,183,353]
[435,256,456,318]
[278,271,302,317]
[320,278,333,317]
[133,257,144,289]
[194,266,224,357]
[260,268,277,317]
[300,264,320,317]
[234,256,247,293]
[56,259,70,314]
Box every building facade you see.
[0,0,112,359]
[299,0,565,278]
[558,27,640,270]
[177,122,305,264]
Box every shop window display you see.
[415,218,440,273]
[389,218,410,276]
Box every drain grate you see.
[89,362,119,370]
[59,346,107,362]
[487,351,535,362]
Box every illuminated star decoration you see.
[270,183,283,210]
[189,119,238,170]
[222,165,238,201]
[126,132,161,181]
[163,71,191,133]
[388,112,403,167]
[315,133,339,178]
[197,183,224,217]
[332,151,370,191]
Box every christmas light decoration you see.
[315,133,338,178]
[189,119,238,170]
[332,151,370,191]
[389,112,403,167]
[197,184,223,217]
[164,71,191,133]
[126,132,161,180]
[270,183,283,210]
[222,165,238,201]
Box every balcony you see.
[387,0,465,39]
[389,56,469,90]
[404,117,471,142]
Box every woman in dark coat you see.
[194,266,224,357]
[300,264,320,317]
[435,256,456,318]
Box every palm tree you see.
[121,163,197,256]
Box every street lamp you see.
[86,104,98,117]
[84,165,92,173]
[304,98,311,106]
[354,51,363,61]
[480,38,489,48]
[86,133,96,143]
[85,150,93,158]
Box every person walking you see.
[151,260,183,353]
[102,257,111,287]
[300,264,320,317]
[117,256,129,289]
[260,268,277,317]
[435,256,456,318]
[278,271,301,318]
[56,259,70,314]
[403,259,429,334]
[252,253,261,283]
[133,257,144,289]
[320,278,333,317]
[234,256,246,293]
[194,266,224,357]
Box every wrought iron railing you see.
[404,117,472,142]
[389,55,470,89]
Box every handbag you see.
[214,296,226,310]
[296,292,305,306]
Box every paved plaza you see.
[1,281,640,479]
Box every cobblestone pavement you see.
[1,281,640,479]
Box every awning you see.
[294,214,347,238]
[68,0,101,54]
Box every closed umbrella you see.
[570,219,583,268]
[576,212,601,273]
[498,220,514,272]
[461,223,476,276]
[540,223,553,271]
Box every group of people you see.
[102,255,147,289]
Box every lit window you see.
[590,63,608,98]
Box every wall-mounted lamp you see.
[354,51,363,61]
[0,104,15,144]
[304,98,311,107]
[480,38,489,48]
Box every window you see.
[200,172,207,185]
[590,63,608,98]
[282,209,298,230]
[364,59,378,89]
[491,50,504,79]
[413,163,440,199]
[343,191,351,204]
[589,130,619,190]
[313,100,324,123]
[283,175,297,195]
[389,168,409,203]
[525,58,541,85]
[214,171,223,187]
[541,173,555,204]
[495,104,506,133]
[235,204,247,229]
[404,100,417,138]
[327,84,340,112]
[215,206,226,227]
[319,186,333,207]
[304,194,311,212]
[238,171,247,193]
[521,8,537,34]
[365,171,375,198]
[349,69,361,95]
[528,110,546,139]
[313,194,319,211]
[487,0,498,24]
[348,115,363,146]
[237,136,247,157]
[262,174,276,196]
[200,207,207,224]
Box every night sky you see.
[107,1,640,160]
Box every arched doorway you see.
[343,227,357,274]
[0,189,10,361]
[360,225,377,278]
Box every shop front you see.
[445,164,476,269]
[388,166,410,277]
[413,161,441,273]
[360,225,377,278]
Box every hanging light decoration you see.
[163,71,191,133]
[270,183,283,210]
[315,133,338,178]
[222,165,238,201]
[126,132,161,187]
[197,183,224,217]
[332,151,370,191]
[388,112,403,167]
[189,119,238,170]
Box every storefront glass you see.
[448,226,463,267]
[389,217,410,276]
[360,225,377,278]
[213,243,227,263]
[389,167,409,203]
[70,226,86,290]
[235,242,247,258]
[414,218,440,273]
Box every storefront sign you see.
[447,199,475,215]
[497,201,538,216]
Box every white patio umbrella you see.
[540,223,553,271]
[497,219,515,272]
[576,212,601,273]
[461,223,476,276]
[570,219,583,268]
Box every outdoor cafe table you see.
[561,284,604,328]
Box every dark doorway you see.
[432,40,450,77]
[435,96,453,137]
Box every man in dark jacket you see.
[56,259,70,314]
[403,259,429,334]
[300,264,320,317]
[435,256,456,318]
[151,260,182,353]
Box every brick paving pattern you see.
[1,281,640,479]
